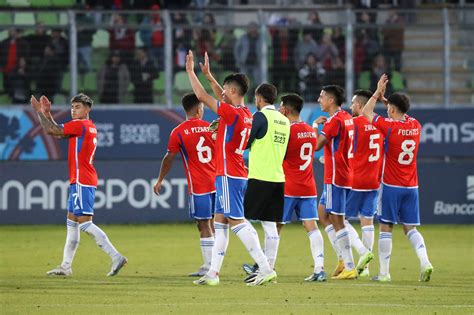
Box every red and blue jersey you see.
[352,115,384,190]
[283,122,318,197]
[372,114,421,188]
[168,118,216,195]
[63,119,98,187]
[321,109,354,188]
[215,101,253,178]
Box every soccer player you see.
[345,89,383,276]
[362,75,434,282]
[153,93,216,277]
[186,51,276,286]
[278,93,326,282]
[312,85,358,280]
[241,83,290,283]
[30,94,127,277]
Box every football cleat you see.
[419,263,433,282]
[244,272,258,283]
[304,271,327,282]
[331,268,357,280]
[107,256,128,277]
[332,260,345,277]
[46,265,72,276]
[371,274,392,282]
[356,251,375,275]
[188,266,209,277]
[242,263,259,276]
[359,267,370,277]
[247,270,277,286]
[193,274,219,286]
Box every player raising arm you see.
[362,75,434,282]
[31,94,127,277]
[186,51,276,286]
[153,93,216,277]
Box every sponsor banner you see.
[0,160,472,224]
[2,107,471,161]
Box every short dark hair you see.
[255,83,277,104]
[353,89,372,104]
[387,92,410,113]
[322,85,345,106]
[71,93,93,108]
[281,93,304,114]
[223,73,249,96]
[181,93,201,112]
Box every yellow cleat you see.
[331,268,358,280]
[332,260,345,277]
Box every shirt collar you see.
[261,105,276,111]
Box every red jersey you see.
[352,116,384,190]
[168,118,216,195]
[283,122,318,197]
[372,114,421,188]
[215,101,253,178]
[63,119,98,186]
[321,109,354,188]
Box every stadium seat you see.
[0,93,11,104]
[0,0,8,6]
[0,73,3,92]
[153,71,166,92]
[233,28,246,40]
[92,30,109,49]
[174,71,192,92]
[31,0,51,7]
[36,12,59,25]
[81,71,98,91]
[7,0,29,7]
[53,93,67,105]
[14,12,35,25]
[218,71,234,84]
[62,72,70,91]
[58,12,68,25]
[357,71,371,90]
[0,30,8,41]
[92,49,109,71]
[50,0,74,6]
[0,12,13,25]
[197,72,212,92]
[391,71,405,91]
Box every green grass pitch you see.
[1,224,473,314]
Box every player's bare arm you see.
[40,95,69,139]
[186,50,218,113]
[312,116,328,151]
[31,95,66,137]
[200,51,224,101]
[153,151,177,195]
[362,74,389,123]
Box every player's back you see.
[321,109,354,188]
[283,122,317,197]
[352,115,383,190]
[215,101,253,178]
[374,114,421,187]
[170,118,216,194]
[64,119,98,186]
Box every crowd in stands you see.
[0,1,407,104]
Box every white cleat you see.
[107,256,128,277]
[47,265,72,276]
[188,266,209,277]
[247,270,277,286]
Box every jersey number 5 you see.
[196,136,212,163]
[368,133,381,162]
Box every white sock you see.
[200,236,214,270]
[324,224,343,260]
[307,229,325,273]
[407,229,431,268]
[361,225,375,251]
[379,232,392,276]
[79,222,120,260]
[61,219,80,269]
[336,228,355,271]
[261,221,280,269]
[208,223,229,277]
[231,222,272,274]
[345,220,368,256]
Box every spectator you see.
[332,27,345,61]
[325,57,345,88]
[354,31,367,74]
[9,57,31,104]
[0,28,29,96]
[307,11,323,44]
[317,33,339,71]
[109,14,136,66]
[294,29,318,70]
[215,29,237,72]
[382,10,404,71]
[77,13,96,74]
[271,27,298,93]
[369,53,395,96]
[356,27,380,71]
[298,53,325,103]
[172,12,192,71]
[49,29,69,72]
[98,51,130,104]
[234,22,263,95]
[193,13,217,58]
[130,48,158,104]
[139,4,165,71]
[23,23,51,75]
[36,45,61,100]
